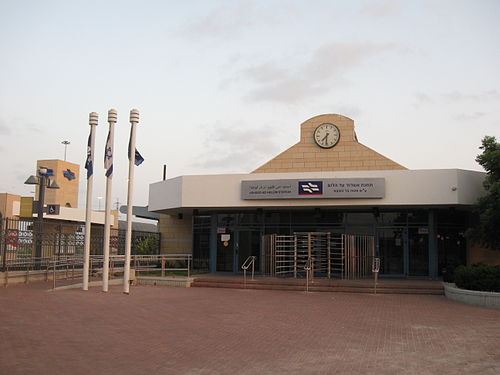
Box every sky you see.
[0,0,499,214]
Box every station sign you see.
[241,178,385,200]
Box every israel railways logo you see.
[298,181,323,195]
[63,169,76,181]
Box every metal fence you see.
[0,217,160,270]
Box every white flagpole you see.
[123,109,139,294]
[103,109,117,292]
[83,112,98,291]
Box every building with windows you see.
[148,114,497,278]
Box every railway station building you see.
[148,114,496,279]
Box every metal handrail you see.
[304,256,314,293]
[2,254,193,287]
[241,256,257,288]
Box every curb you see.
[443,282,500,309]
[50,278,123,291]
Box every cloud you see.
[443,90,500,102]
[360,0,402,18]
[238,41,397,104]
[192,123,280,171]
[179,2,261,39]
[0,118,11,135]
[179,2,300,40]
[0,117,40,136]
[335,105,362,118]
[453,112,485,121]
[22,122,42,134]
[413,92,433,108]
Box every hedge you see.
[453,264,500,292]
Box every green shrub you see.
[453,264,500,292]
[133,236,159,255]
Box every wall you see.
[0,193,21,218]
[149,169,485,212]
[469,244,500,266]
[35,160,80,208]
[159,213,192,254]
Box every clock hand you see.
[321,133,329,145]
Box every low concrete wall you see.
[136,276,193,287]
[1,270,82,286]
[443,283,500,309]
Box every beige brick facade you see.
[469,244,500,266]
[36,160,80,208]
[253,114,406,173]
[159,213,193,254]
[0,193,21,219]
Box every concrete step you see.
[191,278,444,295]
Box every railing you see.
[133,254,192,278]
[2,256,84,288]
[1,254,193,288]
[304,256,314,293]
[241,256,257,288]
[49,257,84,289]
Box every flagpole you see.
[123,109,139,294]
[103,109,117,292]
[83,112,98,291]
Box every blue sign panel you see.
[298,181,323,195]
[63,169,76,181]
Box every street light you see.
[24,167,60,264]
[61,140,70,161]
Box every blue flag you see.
[128,128,144,166]
[84,128,93,178]
[134,149,144,166]
[104,129,113,177]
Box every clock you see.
[313,123,340,148]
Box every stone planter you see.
[443,282,500,309]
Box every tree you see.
[467,136,500,250]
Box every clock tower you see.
[252,114,406,173]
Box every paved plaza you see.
[0,282,499,375]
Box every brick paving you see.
[0,282,499,375]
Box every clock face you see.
[313,123,340,148]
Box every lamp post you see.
[61,140,70,161]
[25,168,60,265]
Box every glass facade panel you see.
[192,216,211,272]
[192,208,471,278]
[408,228,429,276]
[216,229,234,272]
[437,209,468,277]
[379,228,404,275]
[237,230,261,272]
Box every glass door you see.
[408,228,429,276]
[216,229,234,272]
[378,228,405,276]
[236,230,261,273]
